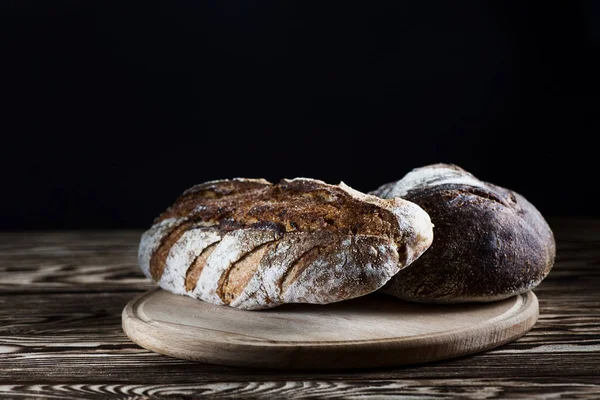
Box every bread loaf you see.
[371,164,555,303]
[139,178,433,310]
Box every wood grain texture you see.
[0,218,599,398]
[1,378,600,399]
[122,288,538,369]
[0,231,152,293]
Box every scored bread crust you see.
[371,164,556,303]
[139,178,433,310]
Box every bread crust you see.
[139,178,433,310]
[371,164,556,303]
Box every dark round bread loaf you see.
[370,164,556,303]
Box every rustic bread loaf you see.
[371,164,555,303]
[139,178,433,310]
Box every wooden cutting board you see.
[122,288,538,369]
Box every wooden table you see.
[1,218,599,399]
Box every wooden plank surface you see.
[0,219,599,398]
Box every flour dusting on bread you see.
[138,178,433,310]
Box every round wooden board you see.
[122,288,538,369]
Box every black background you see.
[2,1,599,229]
